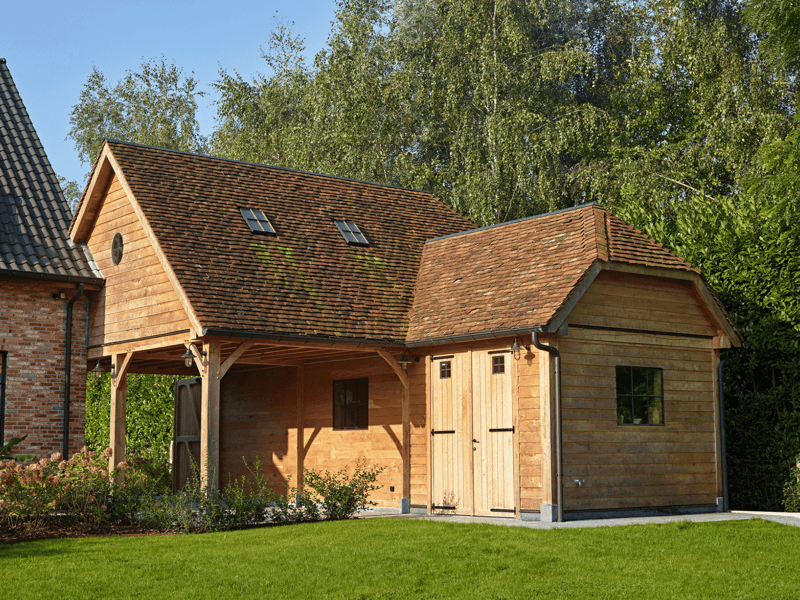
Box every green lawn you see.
[2,518,798,599]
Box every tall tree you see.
[213,0,616,224]
[68,57,207,168]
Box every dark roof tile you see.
[0,58,101,283]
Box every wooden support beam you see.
[376,348,411,512]
[200,340,221,490]
[109,352,131,478]
[376,349,409,390]
[116,352,134,380]
[220,341,254,379]
[296,364,305,497]
[185,342,207,376]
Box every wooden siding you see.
[86,174,192,347]
[409,355,429,507]
[560,271,719,511]
[518,348,542,511]
[219,356,406,508]
[568,270,718,337]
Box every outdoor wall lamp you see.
[182,346,206,368]
[511,339,530,361]
[92,360,115,379]
[399,352,411,372]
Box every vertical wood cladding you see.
[0,279,87,458]
[219,356,406,508]
[86,174,192,346]
[561,271,719,511]
[517,348,541,511]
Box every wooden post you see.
[376,350,411,513]
[109,352,133,478]
[200,340,221,490]
[296,364,305,497]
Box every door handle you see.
[472,439,479,443]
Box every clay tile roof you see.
[406,204,698,343]
[103,140,475,342]
[0,58,102,284]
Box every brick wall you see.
[0,278,89,459]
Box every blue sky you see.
[3,0,338,187]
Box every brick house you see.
[0,58,103,458]
[71,140,741,521]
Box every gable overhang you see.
[68,142,204,337]
[546,260,743,347]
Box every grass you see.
[2,518,799,599]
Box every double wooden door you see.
[173,377,201,492]
[431,350,515,517]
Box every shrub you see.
[0,446,113,531]
[304,459,385,520]
[118,456,321,533]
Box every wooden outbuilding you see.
[69,140,741,520]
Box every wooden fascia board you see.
[599,261,743,346]
[69,145,114,242]
[104,149,205,337]
[545,261,602,333]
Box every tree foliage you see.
[67,57,207,168]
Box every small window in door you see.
[492,355,505,374]
[440,361,452,379]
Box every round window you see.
[111,233,124,265]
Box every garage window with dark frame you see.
[616,366,664,425]
[333,378,369,430]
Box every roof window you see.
[240,208,276,235]
[334,220,369,246]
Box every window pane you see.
[617,397,632,424]
[616,366,631,395]
[632,368,648,396]
[333,378,368,430]
[334,404,345,429]
[334,382,345,406]
[492,355,505,375]
[632,396,648,424]
[440,361,451,379]
[648,369,662,397]
[649,397,664,425]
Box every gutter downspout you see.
[718,349,740,513]
[532,327,562,523]
[63,284,84,458]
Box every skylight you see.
[334,220,369,246]
[240,208,276,235]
